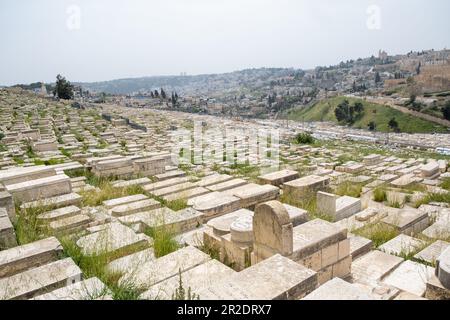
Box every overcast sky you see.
[0,0,449,85]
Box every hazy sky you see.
[0,0,449,85]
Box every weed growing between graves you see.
[13,202,55,245]
[12,156,24,164]
[59,236,144,300]
[353,223,399,248]
[373,187,387,202]
[335,181,363,198]
[199,241,221,261]
[59,148,72,157]
[33,158,65,166]
[440,178,450,191]
[81,183,145,207]
[226,162,261,182]
[414,192,450,207]
[144,226,180,258]
[165,198,188,211]
[171,269,200,300]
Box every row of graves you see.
[1,156,450,300]
[1,90,450,300]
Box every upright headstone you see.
[251,201,293,264]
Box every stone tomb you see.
[303,277,376,300]
[76,222,150,257]
[316,191,361,221]
[381,208,429,236]
[195,254,318,300]
[258,169,299,187]
[6,174,72,203]
[283,175,330,198]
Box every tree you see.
[375,72,381,84]
[160,88,166,99]
[388,117,399,132]
[154,90,159,98]
[442,102,450,121]
[368,121,376,131]
[53,74,74,100]
[150,91,154,98]
[335,100,364,125]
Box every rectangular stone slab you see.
[303,277,376,300]
[111,199,161,217]
[196,174,233,187]
[351,250,404,286]
[382,260,435,297]
[76,222,150,256]
[414,240,450,265]
[119,246,211,290]
[0,237,63,278]
[6,174,72,202]
[32,277,111,300]
[151,182,197,197]
[37,205,81,222]
[206,178,248,192]
[143,177,190,192]
[0,165,56,186]
[140,259,236,300]
[290,219,347,261]
[258,170,299,187]
[196,254,317,300]
[21,193,82,210]
[163,187,210,202]
[189,192,241,219]
[107,248,156,275]
[102,194,148,209]
[0,258,82,300]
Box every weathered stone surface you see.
[258,169,299,187]
[283,175,330,197]
[0,258,82,300]
[0,165,56,186]
[32,277,111,300]
[190,192,241,219]
[351,250,403,286]
[6,174,72,202]
[381,208,429,235]
[414,240,450,265]
[141,259,236,300]
[290,219,347,261]
[20,193,82,210]
[119,246,211,290]
[382,260,435,297]
[378,234,426,256]
[252,201,293,263]
[206,178,247,192]
[435,246,450,289]
[107,248,156,275]
[223,183,279,208]
[111,199,161,217]
[0,237,63,278]
[197,254,317,300]
[37,205,81,222]
[76,222,149,256]
[102,194,148,209]
[303,277,376,300]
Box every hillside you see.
[284,96,448,133]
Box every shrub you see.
[294,132,314,145]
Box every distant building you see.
[378,50,388,62]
